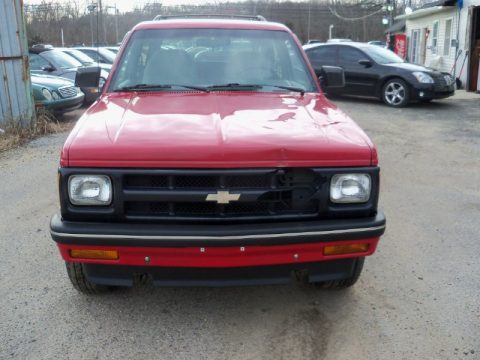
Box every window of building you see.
[410,29,420,63]
[431,20,439,54]
[444,18,453,56]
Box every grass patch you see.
[0,108,73,153]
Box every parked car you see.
[368,40,386,47]
[305,39,323,45]
[103,46,120,54]
[29,46,107,104]
[57,48,112,73]
[50,17,385,294]
[72,47,116,64]
[327,38,352,43]
[304,42,455,107]
[31,74,84,114]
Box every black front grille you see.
[58,86,77,98]
[432,74,451,91]
[124,173,272,189]
[122,169,324,222]
[59,167,380,223]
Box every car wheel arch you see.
[377,75,411,98]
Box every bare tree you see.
[25,0,408,46]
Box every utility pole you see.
[87,3,97,47]
[114,5,118,44]
[307,0,312,41]
[106,4,119,44]
[98,0,106,45]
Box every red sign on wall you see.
[394,34,407,59]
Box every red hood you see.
[62,92,376,168]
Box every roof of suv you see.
[303,42,371,51]
[133,19,289,32]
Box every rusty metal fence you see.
[0,0,35,126]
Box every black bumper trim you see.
[50,211,385,247]
[82,258,361,287]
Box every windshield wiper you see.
[207,83,263,91]
[266,85,305,95]
[114,84,209,92]
[207,83,305,95]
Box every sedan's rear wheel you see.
[382,79,409,107]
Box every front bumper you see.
[36,93,85,114]
[51,211,385,264]
[51,212,385,286]
[411,83,455,100]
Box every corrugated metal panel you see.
[0,0,35,126]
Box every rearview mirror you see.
[42,65,55,72]
[75,66,101,88]
[318,66,345,89]
[358,59,372,67]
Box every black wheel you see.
[382,78,410,107]
[314,257,365,289]
[65,262,113,294]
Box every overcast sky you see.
[25,0,275,13]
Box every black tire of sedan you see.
[382,78,410,107]
[66,262,112,294]
[315,257,365,289]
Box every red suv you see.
[51,17,386,294]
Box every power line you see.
[328,5,384,21]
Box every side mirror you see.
[42,65,55,72]
[358,59,372,67]
[75,66,101,88]
[318,66,345,89]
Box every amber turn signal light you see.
[323,243,369,256]
[70,249,119,260]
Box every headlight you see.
[443,74,453,86]
[330,174,371,203]
[412,72,434,84]
[68,175,112,206]
[42,88,53,101]
[52,91,60,100]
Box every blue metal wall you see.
[0,0,35,126]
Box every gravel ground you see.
[0,96,479,359]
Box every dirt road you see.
[1,97,479,359]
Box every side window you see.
[29,54,50,70]
[338,47,364,66]
[308,46,336,66]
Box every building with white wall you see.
[397,0,480,91]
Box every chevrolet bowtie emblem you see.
[206,190,241,204]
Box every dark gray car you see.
[29,47,107,104]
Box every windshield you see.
[109,28,316,92]
[42,50,82,68]
[362,45,404,64]
[64,49,95,65]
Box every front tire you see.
[382,78,410,107]
[314,257,365,289]
[66,262,112,294]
